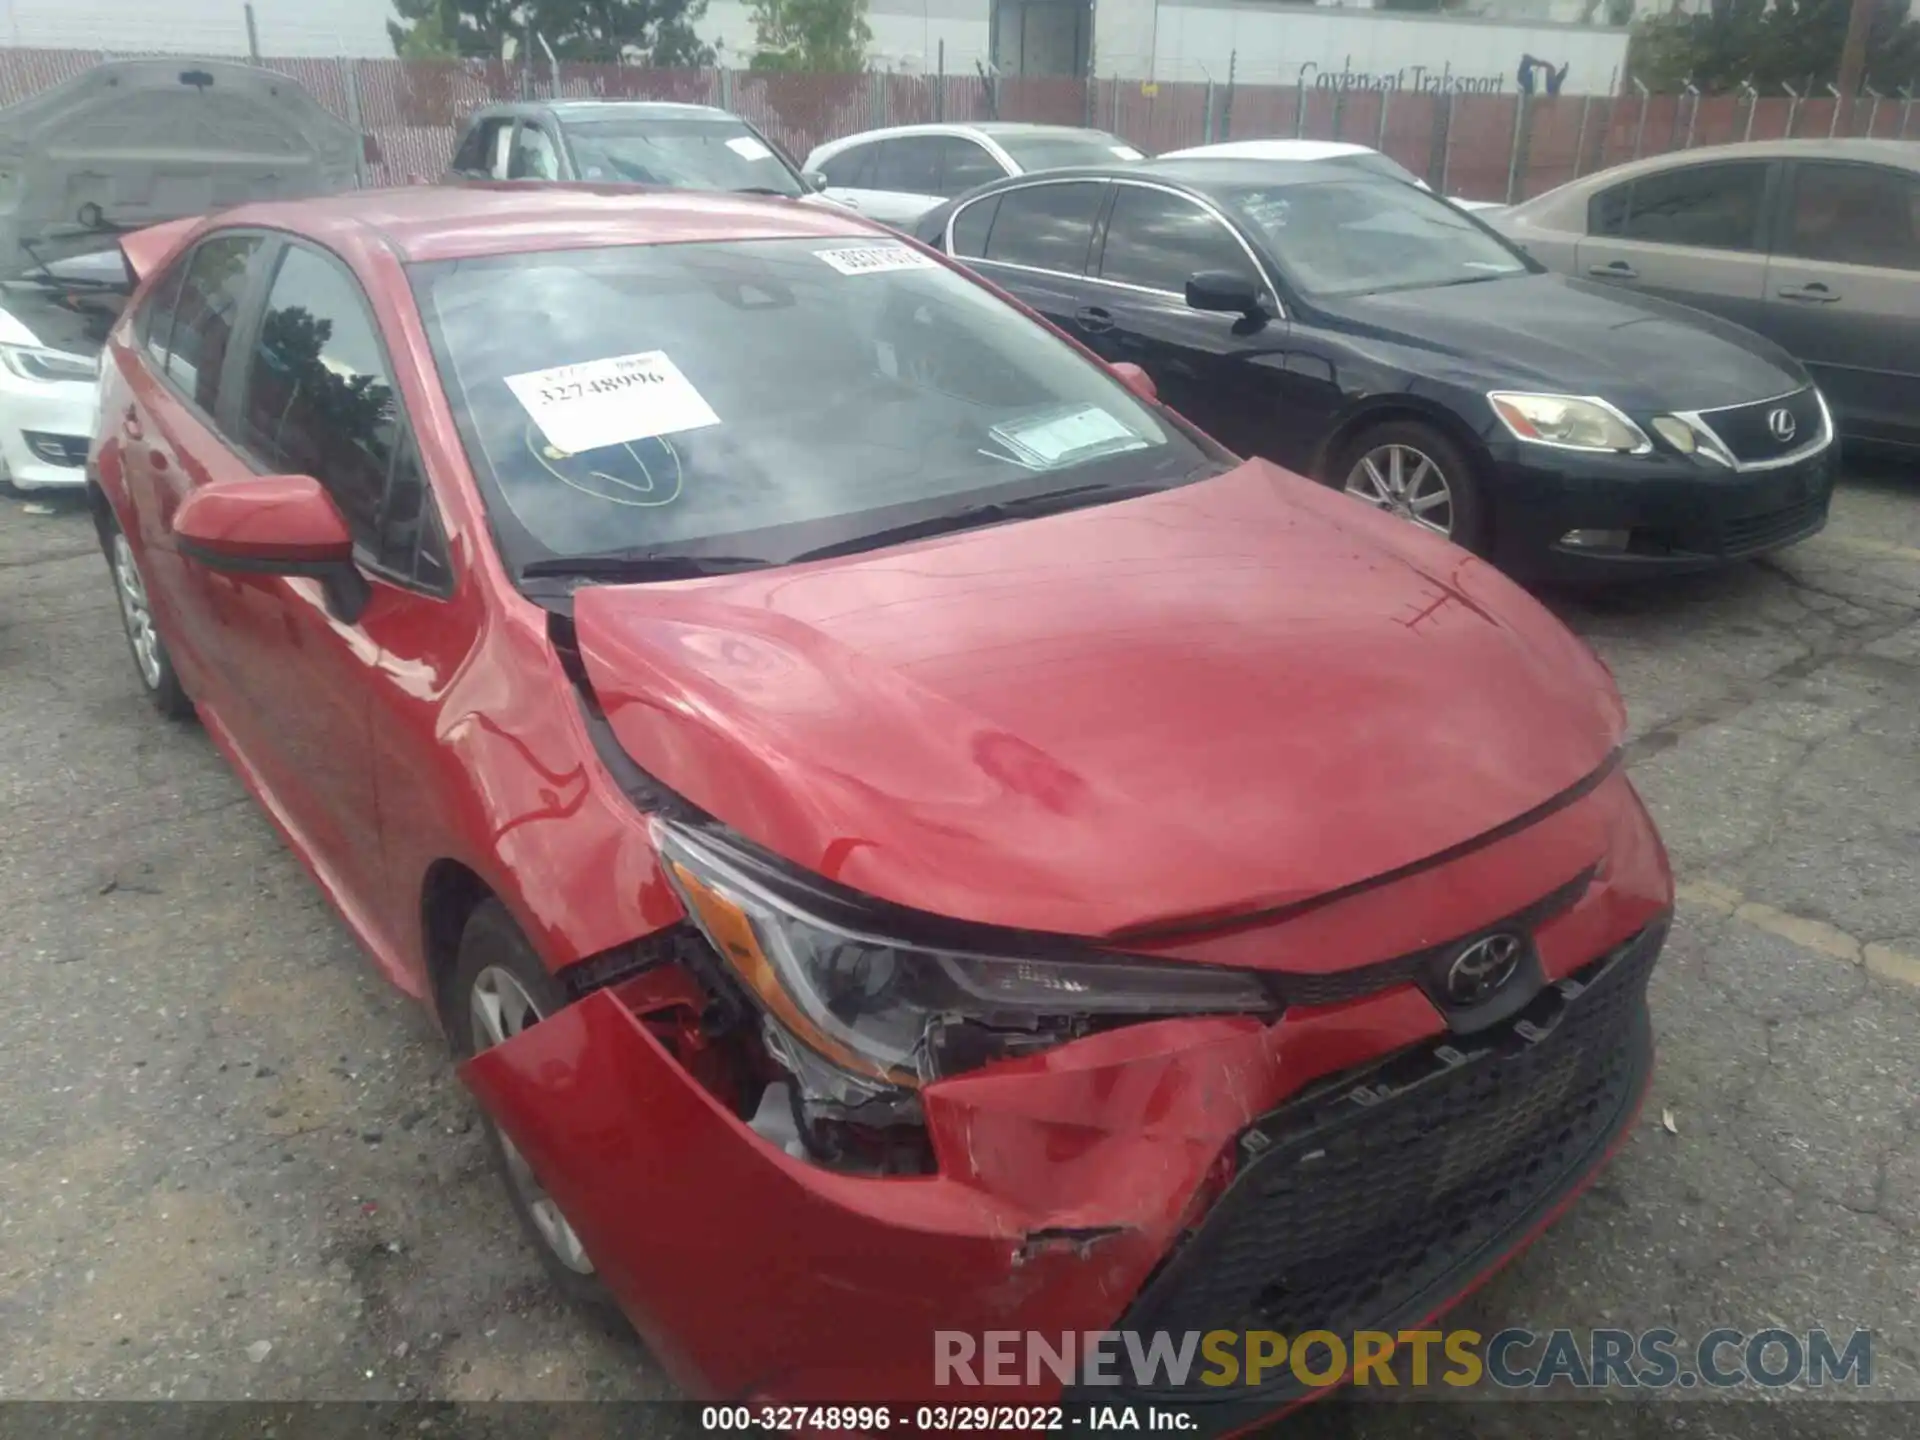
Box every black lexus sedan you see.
[914,158,1836,579]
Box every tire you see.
[448,899,626,1323]
[102,508,193,719]
[1331,419,1488,553]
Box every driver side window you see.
[509,124,562,181]
[1099,185,1258,296]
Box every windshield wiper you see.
[519,552,772,583]
[790,481,1169,564]
[731,185,799,197]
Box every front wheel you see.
[1331,420,1487,552]
[104,512,192,719]
[448,900,625,1323]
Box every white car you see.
[805,123,1147,227]
[0,58,363,490]
[1159,139,1508,214]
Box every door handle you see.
[1587,261,1638,279]
[1075,305,1114,334]
[122,406,142,441]
[1777,282,1841,303]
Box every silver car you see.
[804,123,1145,227]
[1494,139,1920,449]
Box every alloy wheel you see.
[112,533,164,690]
[468,966,595,1275]
[1343,443,1456,538]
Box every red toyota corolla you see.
[90,186,1671,1425]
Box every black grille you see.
[1087,923,1663,1424]
[1696,388,1824,465]
[1721,494,1828,554]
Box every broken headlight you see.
[654,819,1277,1089]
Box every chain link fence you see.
[1,47,1914,204]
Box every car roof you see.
[1573,136,1918,183]
[1001,157,1370,191]
[200,184,878,264]
[475,100,738,122]
[808,121,1119,157]
[1162,140,1374,161]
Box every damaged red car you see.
[89,186,1672,1426]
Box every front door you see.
[1081,180,1288,459]
[1759,159,1920,446]
[1574,158,1773,333]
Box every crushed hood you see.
[575,461,1624,940]
[0,59,361,276]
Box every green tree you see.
[388,0,715,67]
[1630,0,1920,92]
[748,0,871,71]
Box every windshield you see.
[997,131,1145,173]
[412,238,1212,576]
[1328,150,1428,190]
[1225,178,1531,299]
[565,118,804,196]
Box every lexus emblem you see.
[1444,933,1524,1006]
[1767,407,1797,443]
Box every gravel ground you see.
[2,462,1918,1432]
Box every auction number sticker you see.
[504,350,720,455]
[815,244,938,276]
[726,135,773,160]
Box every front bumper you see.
[0,372,95,490]
[1485,439,1835,581]
[460,768,1670,1415]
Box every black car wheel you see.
[448,899,625,1324]
[102,509,193,719]
[1334,420,1486,552]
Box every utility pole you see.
[1836,0,1876,122]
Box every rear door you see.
[949,177,1110,335]
[1759,159,1920,446]
[1574,159,1774,331]
[115,231,274,701]
[1084,180,1286,459]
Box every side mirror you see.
[802,170,830,193]
[1111,361,1158,404]
[1186,270,1266,319]
[173,475,370,621]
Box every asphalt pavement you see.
[1,465,1918,1431]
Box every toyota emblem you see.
[1767,407,1797,443]
[1443,933,1524,1006]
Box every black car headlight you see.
[654,819,1277,1089]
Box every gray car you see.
[1494,139,1920,449]
[448,100,818,199]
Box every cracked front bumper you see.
[459,769,1671,1412]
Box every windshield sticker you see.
[504,350,720,455]
[814,245,939,276]
[989,404,1147,470]
[725,135,773,161]
[1110,145,1145,160]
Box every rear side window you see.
[136,260,188,367]
[818,143,874,189]
[239,244,399,551]
[1589,162,1768,251]
[950,195,1000,258]
[163,234,265,412]
[981,181,1106,274]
